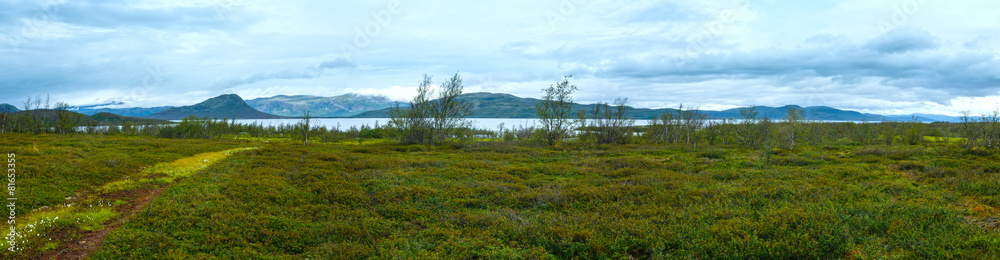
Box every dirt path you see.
[43,187,165,260]
[37,148,255,260]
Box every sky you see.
[1,0,999,116]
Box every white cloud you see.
[0,0,999,116]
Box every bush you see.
[897,161,927,172]
[699,150,726,160]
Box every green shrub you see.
[7,134,997,259]
[897,161,927,172]
[698,149,726,160]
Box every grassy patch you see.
[0,133,250,258]
[88,142,1000,259]
[924,136,966,143]
[1,206,118,252]
[5,133,998,259]
[97,147,258,193]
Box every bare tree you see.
[431,72,473,142]
[22,97,32,111]
[903,116,925,145]
[536,75,578,146]
[879,120,901,146]
[679,105,706,146]
[735,106,772,149]
[590,98,634,144]
[782,106,804,149]
[646,111,670,144]
[703,119,729,146]
[575,109,589,143]
[647,104,705,146]
[961,111,978,149]
[22,96,38,133]
[300,111,312,145]
[983,109,1000,149]
[388,74,435,144]
[0,104,11,133]
[54,102,81,135]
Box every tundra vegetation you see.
[1,77,1000,259]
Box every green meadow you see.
[2,132,999,259]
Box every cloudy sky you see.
[1,0,999,115]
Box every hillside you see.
[66,101,172,117]
[77,106,172,117]
[0,103,20,113]
[352,93,959,122]
[701,105,958,122]
[50,92,961,122]
[89,112,172,125]
[352,92,674,119]
[701,105,883,121]
[8,110,171,125]
[246,94,397,117]
[146,94,284,120]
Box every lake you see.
[223,118,657,131]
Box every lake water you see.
[97,118,869,133]
[224,118,657,131]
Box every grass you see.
[77,141,1000,259]
[3,205,119,254]
[97,147,258,193]
[0,133,251,259]
[2,132,998,259]
[923,136,966,143]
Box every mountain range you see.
[0,104,19,113]
[64,94,399,118]
[700,105,942,122]
[71,101,172,118]
[0,92,964,122]
[6,110,170,125]
[353,93,961,122]
[245,94,397,117]
[145,94,284,120]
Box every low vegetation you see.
[82,141,999,259]
[0,133,249,259]
[2,119,999,258]
[2,81,1000,258]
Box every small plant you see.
[699,149,726,160]
[536,75,578,146]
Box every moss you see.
[88,142,1000,259]
[40,242,59,252]
[6,133,999,259]
[897,161,927,172]
[0,133,249,258]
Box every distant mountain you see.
[885,113,962,122]
[89,112,172,125]
[42,92,959,122]
[351,92,528,118]
[9,110,170,125]
[705,106,961,122]
[701,105,888,121]
[146,94,284,120]
[76,106,173,117]
[70,101,172,117]
[352,92,960,122]
[246,94,398,117]
[353,92,674,119]
[0,104,20,113]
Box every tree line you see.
[0,95,83,135]
[3,76,1000,152]
[384,74,1000,151]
